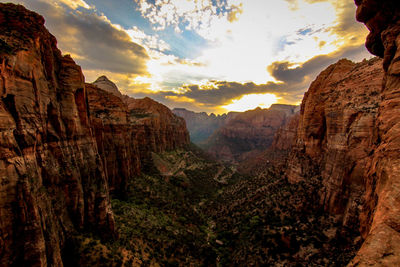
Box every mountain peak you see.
[92,76,122,98]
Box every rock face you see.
[172,108,238,144]
[204,104,299,163]
[86,84,140,196]
[92,75,123,98]
[285,57,383,233]
[0,4,190,266]
[349,1,400,265]
[123,96,190,158]
[0,4,115,266]
[87,86,190,195]
[238,112,300,175]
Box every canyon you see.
[203,104,299,163]
[172,108,238,144]
[1,1,400,266]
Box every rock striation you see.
[172,108,238,144]
[285,57,384,236]
[87,85,190,195]
[0,4,190,266]
[349,0,400,265]
[204,104,299,163]
[0,4,115,266]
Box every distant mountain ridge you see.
[202,104,299,162]
[172,108,239,143]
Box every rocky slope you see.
[204,104,299,163]
[0,4,190,266]
[172,108,238,144]
[0,4,115,266]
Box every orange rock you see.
[286,58,384,232]
[0,4,115,266]
[349,1,400,265]
[87,84,190,195]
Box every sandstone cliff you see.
[87,84,190,195]
[350,0,400,265]
[285,57,383,236]
[0,4,115,266]
[0,4,190,266]
[172,108,238,144]
[204,104,298,163]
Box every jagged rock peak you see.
[92,75,123,98]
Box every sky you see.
[9,0,371,114]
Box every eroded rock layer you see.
[87,85,190,195]
[350,0,400,265]
[285,58,384,235]
[0,4,115,266]
[204,104,298,163]
[0,4,190,266]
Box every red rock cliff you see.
[349,0,400,265]
[123,96,190,159]
[87,84,190,195]
[285,57,383,233]
[0,4,115,266]
[86,84,141,196]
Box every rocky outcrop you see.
[285,57,383,235]
[0,4,115,266]
[87,85,190,195]
[86,84,140,196]
[124,97,190,159]
[349,1,400,265]
[204,104,298,163]
[238,112,300,175]
[172,108,238,144]
[92,75,123,98]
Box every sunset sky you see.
[10,0,371,113]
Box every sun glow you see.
[221,93,278,112]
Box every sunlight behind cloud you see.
[221,93,278,112]
[15,0,369,114]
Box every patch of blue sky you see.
[84,0,153,32]
[158,27,210,59]
[298,28,312,35]
[274,36,295,53]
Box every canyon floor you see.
[64,145,360,266]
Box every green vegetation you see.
[69,145,360,266]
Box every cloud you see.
[268,44,370,84]
[126,44,372,113]
[133,0,243,39]
[58,0,91,10]
[9,0,149,76]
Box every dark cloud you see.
[10,0,149,75]
[132,44,372,111]
[268,44,369,83]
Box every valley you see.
[1,1,400,266]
